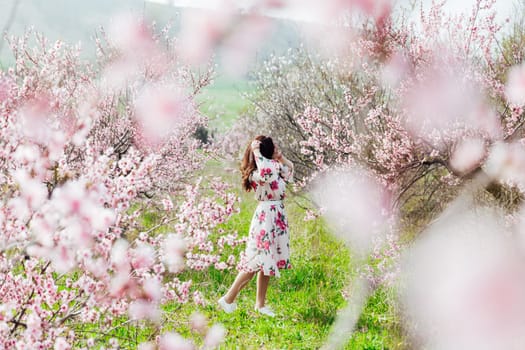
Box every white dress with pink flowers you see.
[239,149,293,277]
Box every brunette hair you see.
[240,135,274,191]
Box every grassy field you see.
[90,164,405,349]
[107,156,404,349]
[168,193,404,349]
[89,80,406,349]
[186,81,404,349]
[165,203,348,348]
[196,76,254,133]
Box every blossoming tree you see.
[213,0,525,348]
[0,18,244,348]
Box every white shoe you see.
[218,297,237,313]
[255,306,275,317]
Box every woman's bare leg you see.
[256,271,270,308]
[223,271,256,303]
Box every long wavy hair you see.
[240,135,275,191]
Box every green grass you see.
[197,76,253,132]
[349,288,406,349]
[161,195,353,349]
[106,183,405,349]
[161,192,404,349]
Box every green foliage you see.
[348,288,406,350]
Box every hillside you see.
[0,0,302,70]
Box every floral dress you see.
[239,148,293,277]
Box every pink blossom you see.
[134,83,193,144]
[143,277,162,302]
[54,337,70,350]
[450,138,487,175]
[312,166,393,255]
[109,272,133,298]
[300,22,358,59]
[352,0,391,24]
[108,14,156,58]
[214,261,228,271]
[190,312,208,334]
[484,141,525,188]
[17,95,54,144]
[0,73,15,102]
[12,169,48,210]
[128,300,160,322]
[50,245,76,273]
[402,64,501,143]
[159,332,194,350]
[178,5,235,65]
[100,60,141,92]
[138,342,156,350]
[52,180,88,217]
[280,0,391,24]
[162,234,187,273]
[131,242,155,270]
[13,143,41,166]
[380,50,410,88]
[505,62,525,106]
[220,14,272,77]
[25,312,43,340]
[203,324,226,349]
[304,209,318,221]
[401,205,525,349]
[111,239,131,272]
[162,197,174,211]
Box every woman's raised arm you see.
[250,140,279,183]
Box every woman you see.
[218,135,294,317]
